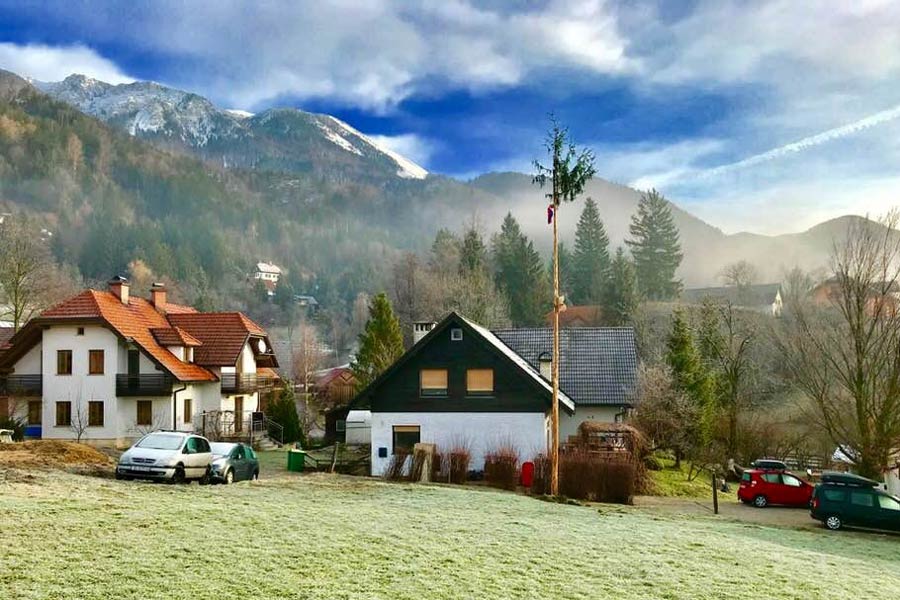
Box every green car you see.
[209,442,259,484]
[810,471,900,531]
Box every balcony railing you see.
[0,374,42,396]
[220,373,277,394]
[116,374,175,397]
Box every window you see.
[878,496,900,511]
[466,369,494,394]
[420,369,448,396]
[76,327,84,336]
[392,425,420,454]
[850,491,875,507]
[136,400,152,426]
[781,474,802,487]
[741,472,751,482]
[761,473,781,484]
[185,437,200,454]
[245,446,256,459]
[183,398,192,424]
[233,445,246,460]
[55,401,71,426]
[28,401,42,425]
[450,328,463,341]
[88,350,104,375]
[88,401,104,427]
[57,350,72,375]
[823,489,847,502]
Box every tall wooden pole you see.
[550,165,560,497]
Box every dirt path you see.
[634,494,823,530]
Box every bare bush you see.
[484,444,520,490]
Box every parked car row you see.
[116,431,259,484]
[738,459,900,533]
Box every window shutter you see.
[466,369,494,393]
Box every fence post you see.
[712,471,719,515]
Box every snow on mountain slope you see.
[326,116,428,179]
[38,73,428,179]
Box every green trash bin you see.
[287,449,306,472]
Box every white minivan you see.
[117,431,213,483]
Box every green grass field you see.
[2,466,899,600]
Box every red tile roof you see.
[151,327,202,347]
[41,290,215,382]
[167,312,268,366]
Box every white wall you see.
[370,412,548,476]
[14,343,42,374]
[560,406,626,442]
[41,325,121,442]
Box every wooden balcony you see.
[0,374,42,396]
[220,373,277,394]
[116,374,175,397]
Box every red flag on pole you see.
[547,204,554,225]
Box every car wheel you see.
[224,469,234,485]
[199,466,211,486]
[825,515,843,531]
[172,466,186,484]
[753,495,768,508]
[253,470,259,481]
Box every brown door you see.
[234,396,244,433]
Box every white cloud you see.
[0,43,133,84]
[367,133,436,168]
[23,1,632,111]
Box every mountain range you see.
[0,67,869,305]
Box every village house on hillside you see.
[681,283,784,316]
[348,312,637,476]
[0,278,279,448]
[253,261,283,296]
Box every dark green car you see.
[811,472,900,531]
[209,442,259,484]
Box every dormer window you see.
[185,347,194,363]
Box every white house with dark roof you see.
[349,312,638,475]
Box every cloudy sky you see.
[1,0,898,234]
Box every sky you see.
[0,0,898,234]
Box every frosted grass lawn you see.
[2,470,899,600]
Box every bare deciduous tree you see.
[780,212,900,478]
[630,364,700,469]
[719,260,758,290]
[0,218,79,331]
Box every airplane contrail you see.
[697,102,900,180]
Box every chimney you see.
[150,283,167,312]
[108,276,130,305]
[538,351,552,381]
[412,321,437,345]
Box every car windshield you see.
[136,434,184,450]
[210,443,235,457]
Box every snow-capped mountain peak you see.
[38,73,428,180]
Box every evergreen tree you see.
[666,309,715,445]
[459,225,488,275]
[351,292,405,390]
[492,213,550,326]
[429,228,460,275]
[268,386,304,445]
[603,247,638,326]
[626,189,683,300]
[571,197,610,305]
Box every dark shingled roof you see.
[681,283,781,308]
[493,327,638,407]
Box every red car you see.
[738,469,814,508]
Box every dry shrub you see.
[483,445,520,491]
[448,446,471,484]
[559,451,636,504]
[431,450,445,481]
[530,453,551,495]
[384,450,408,481]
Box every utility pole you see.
[533,118,596,498]
[550,155,561,497]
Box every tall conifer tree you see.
[603,247,638,326]
[572,197,610,305]
[351,292,405,390]
[626,189,683,300]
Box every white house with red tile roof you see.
[0,278,279,448]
